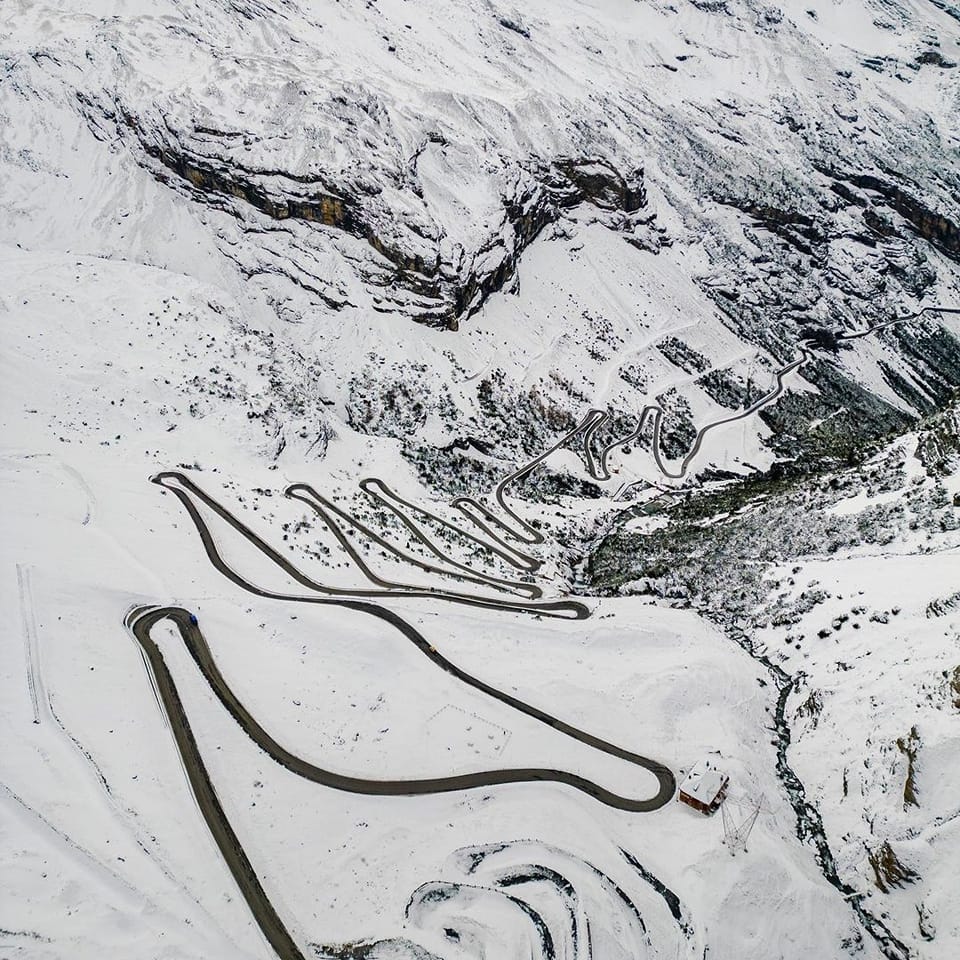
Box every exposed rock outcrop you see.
[88,93,649,329]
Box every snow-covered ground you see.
[0,427,875,960]
[753,450,960,957]
[2,1,959,958]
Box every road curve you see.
[126,604,675,957]
[140,480,672,798]
[452,408,609,547]
[126,606,305,960]
[647,351,808,480]
[359,476,542,572]
[641,304,960,482]
[128,606,675,811]
[154,471,589,620]
[287,481,543,599]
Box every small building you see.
[677,758,729,815]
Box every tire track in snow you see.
[17,564,43,724]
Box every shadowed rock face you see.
[844,173,960,261]
[132,129,647,328]
[95,86,650,330]
[154,145,355,228]
[59,0,960,353]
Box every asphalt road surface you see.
[130,301,958,960]
[127,604,676,959]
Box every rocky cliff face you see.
[102,95,648,327]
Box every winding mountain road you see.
[129,301,958,960]
[126,602,675,959]
[154,470,588,619]
[127,605,674,810]
[642,305,960,481]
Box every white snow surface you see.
[2,1,960,959]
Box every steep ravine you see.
[579,412,960,958]
[728,627,911,960]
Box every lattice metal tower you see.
[722,794,763,855]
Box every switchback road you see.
[131,301,958,960]
[127,604,676,959]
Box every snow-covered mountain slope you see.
[2,2,959,960]
[590,405,960,957]
[3,0,960,471]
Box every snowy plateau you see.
[2,1,960,959]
